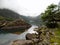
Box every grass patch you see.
[50,28,60,45]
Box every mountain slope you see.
[0,9,20,19]
[0,9,31,33]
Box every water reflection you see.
[0,25,38,45]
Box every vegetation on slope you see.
[41,4,60,28]
[40,4,60,45]
[0,9,20,19]
[0,9,31,33]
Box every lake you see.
[0,25,38,45]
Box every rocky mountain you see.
[0,9,20,19]
[0,9,31,33]
[0,8,42,26]
[0,9,31,23]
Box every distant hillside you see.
[0,8,42,26]
[0,8,31,25]
[0,9,31,33]
[0,9,30,23]
[18,15,30,23]
[0,9,30,22]
[19,15,42,26]
[0,9,20,19]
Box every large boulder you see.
[26,33,37,40]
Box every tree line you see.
[41,4,60,28]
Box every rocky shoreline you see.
[0,19,31,33]
[12,26,55,45]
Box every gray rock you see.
[26,33,37,40]
[12,40,33,45]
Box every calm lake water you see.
[0,25,38,45]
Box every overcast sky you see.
[0,0,60,17]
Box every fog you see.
[0,0,60,17]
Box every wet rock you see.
[26,33,37,40]
[12,40,33,45]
